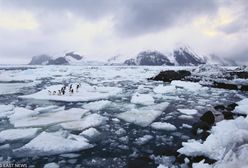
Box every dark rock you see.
[149,70,191,82]
[230,71,248,79]
[214,105,226,111]
[47,57,69,65]
[226,103,238,111]
[200,111,215,125]
[65,52,83,60]
[190,156,217,165]
[222,111,234,120]
[124,58,136,65]
[213,82,238,90]
[192,121,211,135]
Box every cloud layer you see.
[0,0,247,64]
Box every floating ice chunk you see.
[234,98,248,115]
[157,164,168,168]
[35,105,64,113]
[79,127,101,139]
[0,128,41,143]
[192,160,211,168]
[117,102,169,127]
[178,115,194,120]
[13,131,93,157]
[178,116,248,160]
[171,80,202,92]
[134,135,153,145]
[19,84,122,102]
[0,105,14,119]
[153,85,176,94]
[151,122,176,131]
[11,108,88,127]
[0,104,14,112]
[83,100,111,111]
[131,92,154,105]
[178,109,198,115]
[43,162,59,168]
[9,107,39,123]
[60,114,106,131]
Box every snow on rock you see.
[171,80,203,92]
[134,135,153,145]
[131,92,155,105]
[11,108,88,128]
[60,113,106,131]
[153,85,176,94]
[0,128,41,143]
[192,64,228,78]
[234,98,248,115]
[117,102,169,127]
[13,131,93,157]
[178,109,198,115]
[178,116,248,161]
[19,84,122,102]
[151,122,177,131]
[79,127,101,139]
[43,162,60,168]
[83,100,111,111]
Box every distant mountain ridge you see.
[28,45,238,66]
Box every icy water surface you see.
[0,65,245,167]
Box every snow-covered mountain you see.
[29,52,105,66]
[106,54,127,65]
[124,50,174,66]
[123,45,237,66]
[173,45,206,66]
[204,54,238,66]
[28,55,52,65]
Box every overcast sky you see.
[0,0,247,64]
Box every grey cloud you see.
[115,0,218,36]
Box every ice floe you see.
[178,109,198,115]
[0,128,40,143]
[19,84,122,102]
[134,135,153,145]
[60,113,106,131]
[153,85,176,94]
[13,131,93,157]
[131,92,155,105]
[117,102,169,127]
[10,108,88,127]
[79,128,101,139]
[234,98,248,115]
[83,100,111,111]
[151,122,176,131]
[43,162,60,168]
[0,105,14,119]
[171,80,203,92]
[178,116,248,161]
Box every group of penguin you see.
[48,83,81,96]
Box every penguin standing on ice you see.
[48,90,51,95]
[53,91,56,95]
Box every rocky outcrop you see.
[148,70,191,82]
[28,55,52,65]
[47,57,69,65]
[173,46,206,66]
[124,51,174,66]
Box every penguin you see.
[76,84,80,91]
[62,89,65,95]
[58,90,61,95]
[48,90,51,95]
[71,89,74,94]
[53,91,56,95]
[69,84,73,90]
